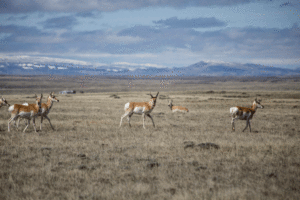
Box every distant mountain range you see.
[0,61,299,77]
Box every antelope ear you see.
[35,94,37,98]
[41,93,43,98]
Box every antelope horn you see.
[148,92,153,98]
[156,92,159,97]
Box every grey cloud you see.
[118,26,161,38]
[41,16,78,29]
[0,0,270,13]
[0,23,299,61]
[116,24,300,59]
[280,2,292,7]
[76,11,98,18]
[7,15,28,21]
[0,25,49,37]
[153,17,227,28]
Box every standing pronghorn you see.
[168,100,189,113]
[120,92,159,129]
[0,97,10,108]
[230,98,264,132]
[8,94,43,133]
[19,92,59,131]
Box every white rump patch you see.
[230,107,238,115]
[124,102,130,111]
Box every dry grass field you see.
[0,76,300,199]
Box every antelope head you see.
[148,92,159,106]
[1,96,10,107]
[50,92,59,102]
[254,98,264,109]
[168,100,173,110]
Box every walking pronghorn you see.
[230,98,264,132]
[8,94,43,133]
[19,92,59,131]
[0,97,10,108]
[120,92,159,129]
[168,100,189,113]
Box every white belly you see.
[133,106,145,114]
[18,111,32,119]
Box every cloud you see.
[153,17,227,28]
[1,55,92,66]
[76,11,97,18]
[1,21,299,68]
[7,15,28,21]
[280,1,300,8]
[22,66,33,69]
[0,0,271,13]
[41,16,78,29]
[34,64,45,68]
[113,62,166,68]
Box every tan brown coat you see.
[120,92,159,129]
[8,94,43,133]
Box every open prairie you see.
[0,76,300,199]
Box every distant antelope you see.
[19,92,59,131]
[0,97,10,108]
[8,94,43,133]
[168,100,189,113]
[120,92,159,129]
[230,98,264,132]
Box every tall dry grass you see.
[0,76,299,199]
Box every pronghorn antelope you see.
[0,97,10,108]
[120,92,159,129]
[168,100,189,113]
[230,98,264,132]
[19,92,59,131]
[8,94,43,133]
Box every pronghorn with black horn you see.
[168,100,189,113]
[0,97,10,108]
[8,94,43,133]
[230,98,264,132]
[19,92,59,131]
[120,92,159,129]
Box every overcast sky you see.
[0,0,299,69]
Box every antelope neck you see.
[46,97,54,109]
[251,103,258,112]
